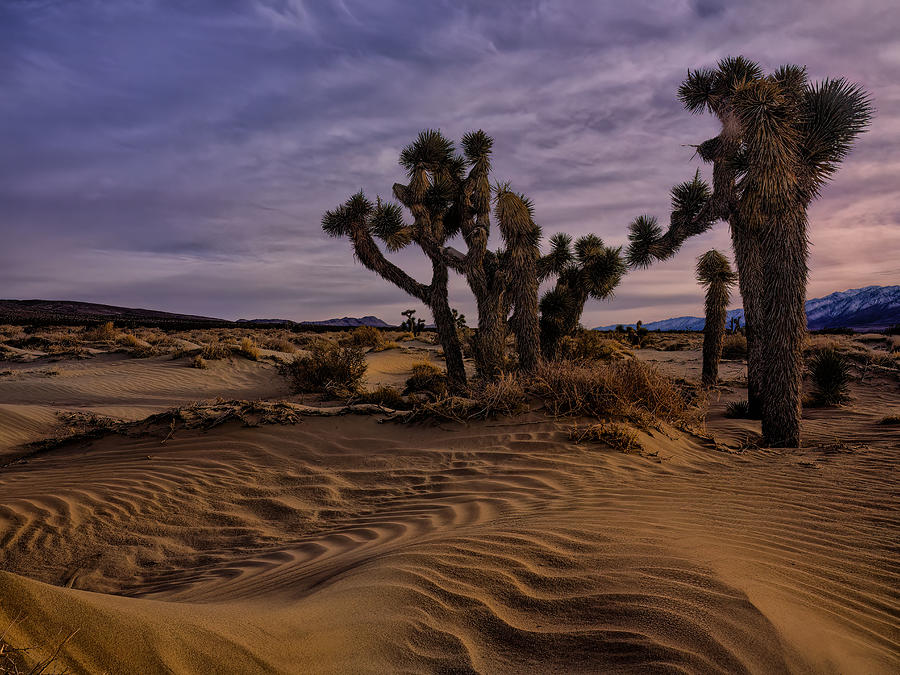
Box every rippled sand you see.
[1,346,897,673]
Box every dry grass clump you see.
[341,325,399,352]
[404,362,448,397]
[117,332,157,358]
[560,330,633,361]
[808,346,852,406]
[84,320,117,342]
[236,337,261,361]
[262,337,296,353]
[470,372,528,416]
[530,359,701,429]
[877,414,900,425]
[282,342,367,395]
[569,421,642,453]
[721,334,747,359]
[200,340,231,360]
[190,355,208,369]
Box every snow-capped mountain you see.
[595,285,900,332]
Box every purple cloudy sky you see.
[1,1,898,325]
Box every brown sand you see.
[1,343,898,673]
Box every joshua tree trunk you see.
[730,223,764,415]
[473,289,506,377]
[757,214,807,446]
[427,262,467,392]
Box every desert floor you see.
[0,329,898,673]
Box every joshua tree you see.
[626,56,871,446]
[538,233,626,358]
[495,185,541,371]
[728,315,741,334]
[696,250,737,386]
[323,130,470,390]
[431,134,543,376]
[401,309,420,335]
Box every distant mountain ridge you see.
[298,316,392,328]
[595,285,900,332]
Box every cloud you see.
[0,0,897,326]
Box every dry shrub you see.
[470,372,528,417]
[372,340,400,352]
[570,422,642,453]
[84,320,117,342]
[190,355,208,369]
[343,325,383,348]
[263,337,297,353]
[200,340,231,360]
[118,332,157,358]
[353,385,412,410]
[560,330,633,361]
[282,342,367,395]
[237,337,261,361]
[721,334,747,359]
[404,362,448,396]
[530,359,701,428]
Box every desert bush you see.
[529,359,700,428]
[200,340,231,360]
[720,334,747,359]
[190,355,208,369]
[724,399,753,419]
[471,372,528,417]
[560,330,632,361]
[663,341,691,351]
[263,337,297,353]
[118,332,157,358]
[237,337,261,360]
[808,346,852,405]
[877,414,900,425]
[85,321,117,342]
[404,362,448,397]
[282,342,367,395]
[570,422,642,453]
[343,325,383,348]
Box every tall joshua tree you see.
[626,56,871,446]
[323,130,469,390]
[538,233,626,358]
[696,250,737,386]
[325,129,544,385]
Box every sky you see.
[1,0,898,326]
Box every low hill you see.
[0,299,227,326]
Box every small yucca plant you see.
[809,347,851,405]
[724,399,752,419]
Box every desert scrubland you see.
[0,324,897,673]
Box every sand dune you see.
[2,403,898,672]
[1,336,898,673]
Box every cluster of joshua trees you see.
[324,55,870,448]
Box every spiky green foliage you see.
[539,235,625,358]
[809,347,852,405]
[696,250,737,386]
[625,55,871,447]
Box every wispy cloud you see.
[1,0,897,324]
